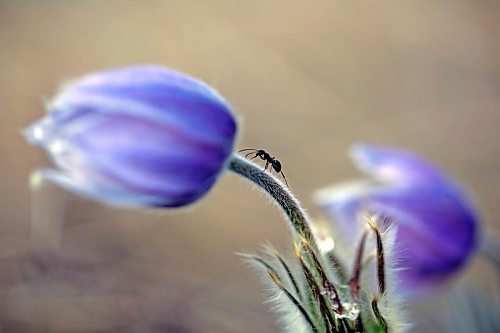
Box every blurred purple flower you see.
[24,65,238,207]
[315,143,478,297]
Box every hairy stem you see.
[228,154,314,243]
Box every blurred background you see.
[1,0,499,332]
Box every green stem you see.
[227,154,315,244]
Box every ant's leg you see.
[280,171,289,187]
[264,160,270,171]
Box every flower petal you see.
[32,169,168,207]
[350,143,445,184]
[316,144,480,298]
[25,65,238,208]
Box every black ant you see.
[238,148,288,186]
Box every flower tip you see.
[364,214,378,231]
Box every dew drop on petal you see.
[318,236,335,253]
[338,302,360,321]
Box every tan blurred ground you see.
[0,0,499,332]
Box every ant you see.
[238,148,288,187]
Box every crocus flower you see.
[315,143,478,297]
[24,65,238,207]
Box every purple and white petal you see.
[25,65,238,208]
[316,144,479,298]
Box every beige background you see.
[0,0,499,332]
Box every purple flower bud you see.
[24,66,238,207]
[315,143,478,297]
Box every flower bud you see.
[25,66,238,207]
[315,143,478,297]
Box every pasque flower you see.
[315,143,478,297]
[24,66,238,207]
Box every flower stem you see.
[227,154,314,243]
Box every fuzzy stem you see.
[228,154,314,243]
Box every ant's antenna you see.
[238,148,260,159]
[238,148,259,153]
